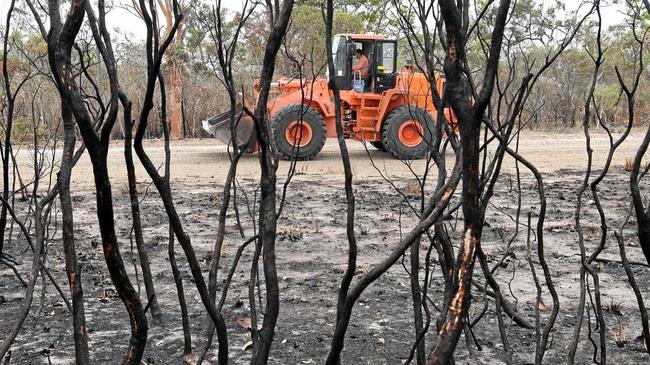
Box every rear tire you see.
[270,104,327,160]
[381,105,435,160]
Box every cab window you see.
[332,36,347,77]
[377,42,395,74]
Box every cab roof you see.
[337,33,386,40]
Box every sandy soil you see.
[1,129,650,364]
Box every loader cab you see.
[329,34,398,93]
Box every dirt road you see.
[25,129,642,189]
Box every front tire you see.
[381,105,435,160]
[270,104,327,160]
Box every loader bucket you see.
[202,104,256,152]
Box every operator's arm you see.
[352,57,368,72]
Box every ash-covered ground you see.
[2,134,650,364]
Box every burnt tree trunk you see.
[324,1,361,364]
[120,91,162,324]
[624,0,650,282]
[630,109,650,264]
[133,1,230,362]
[169,226,192,355]
[0,0,17,256]
[249,1,295,363]
[429,1,511,364]
[89,153,148,363]
[40,1,149,362]
[58,105,90,364]
[199,3,254,360]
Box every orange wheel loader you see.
[203,34,457,160]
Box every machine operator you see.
[352,49,369,79]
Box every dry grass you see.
[406,180,422,199]
[613,321,627,347]
[277,225,303,242]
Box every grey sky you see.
[0,1,244,38]
[0,1,628,40]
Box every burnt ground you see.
[2,160,650,364]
